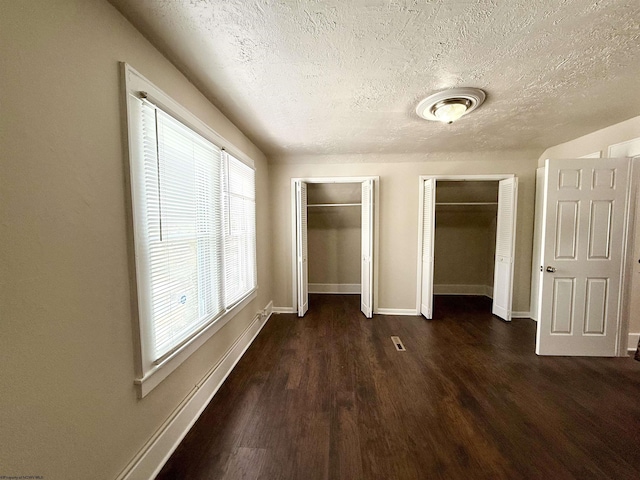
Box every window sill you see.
[135,289,258,398]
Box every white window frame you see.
[122,63,257,398]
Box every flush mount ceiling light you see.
[416,88,486,124]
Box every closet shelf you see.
[308,203,362,207]
[435,202,498,206]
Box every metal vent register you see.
[391,336,406,351]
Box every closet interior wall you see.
[307,183,362,294]
[434,181,499,298]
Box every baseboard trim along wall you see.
[434,284,493,298]
[308,283,361,294]
[376,308,419,316]
[374,308,530,318]
[272,306,296,314]
[628,333,640,351]
[116,301,273,480]
[273,306,421,316]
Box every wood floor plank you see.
[156,294,640,480]
[219,447,267,480]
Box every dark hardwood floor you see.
[157,294,640,480]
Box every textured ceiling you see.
[109,0,640,160]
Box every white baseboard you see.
[308,283,361,294]
[272,306,296,314]
[628,333,640,351]
[376,308,419,316]
[116,301,273,480]
[434,284,493,297]
[511,311,532,319]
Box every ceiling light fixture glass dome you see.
[431,99,472,124]
[416,88,486,124]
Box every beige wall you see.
[538,115,640,165]
[434,209,496,288]
[269,152,539,313]
[308,221,361,285]
[0,1,271,479]
[538,115,640,335]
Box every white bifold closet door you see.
[295,181,309,317]
[420,178,436,319]
[361,179,374,318]
[492,177,518,321]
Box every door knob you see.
[546,266,556,273]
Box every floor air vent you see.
[391,336,406,351]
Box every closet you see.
[307,183,362,295]
[293,177,376,318]
[434,181,498,298]
[418,176,517,321]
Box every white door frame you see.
[621,157,640,354]
[416,174,516,316]
[609,139,640,355]
[290,176,380,315]
[529,167,546,321]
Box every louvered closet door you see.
[421,178,436,319]
[492,177,518,321]
[361,179,374,318]
[296,181,309,317]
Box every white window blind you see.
[135,99,226,362]
[223,152,257,307]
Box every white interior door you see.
[295,181,308,317]
[361,179,374,318]
[536,158,630,356]
[420,178,436,318]
[492,177,518,321]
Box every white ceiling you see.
[110,0,640,160]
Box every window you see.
[223,153,257,307]
[123,64,257,396]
